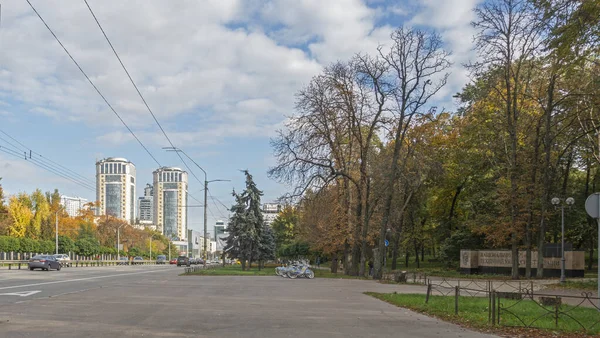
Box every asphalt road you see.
[0,266,498,338]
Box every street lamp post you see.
[116,224,124,260]
[163,147,229,267]
[551,197,575,284]
[55,210,59,255]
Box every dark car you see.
[176,256,190,267]
[28,255,61,271]
[156,255,167,264]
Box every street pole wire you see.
[0,146,96,191]
[25,0,161,167]
[82,0,204,189]
[0,129,96,186]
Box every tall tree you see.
[7,194,33,238]
[223,171,265,270]
[373,27,451,279]
[471,0,543,279]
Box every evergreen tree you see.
[223,171,266,270]
[257,225,276,270]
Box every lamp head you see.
[565,197,575,205]
[551,197,560,206]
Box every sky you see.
[0,0,481,236]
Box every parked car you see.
[117,257,129,265]
[197,259,205,265]
[156,255,167,264]
[169,258,177,265]
[176,256,190,267]
[28,255,61,271]
[53,254,71,267]
[133,256,144,265]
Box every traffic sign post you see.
[584,192,600,310]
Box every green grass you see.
[367,292,600,335]
[546,280,598,291]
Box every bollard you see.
[491,290,496,325]
[425,284,432,303]
[454,286,459,315]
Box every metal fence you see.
[423,278,600,334]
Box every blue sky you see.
[0,0,480,235]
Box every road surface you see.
[0,265,497,337]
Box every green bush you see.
[0,236,20,252]
[19,237,39,253]
[75,238,100,257]
[39,240,55,254]
[57,236,75,254]
[440,230,485,267]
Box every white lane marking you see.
[0,290,41,297]
[0,269,168,290]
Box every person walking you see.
[368,260,374,276]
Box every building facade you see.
[138,183,153,224]
[60,195,88,217]
[153,167,188,240]
[96,158,136,223]
[262,203,282,226]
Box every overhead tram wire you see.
[0,129,96,186]
[25,0,161,167]
[83,0,205,190]
[208,189,229,219]
[0,146,95,192]
[0,136,96,191]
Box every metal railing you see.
[423,278,600,334]
[0,259,166,270]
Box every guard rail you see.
[0,259,165,270]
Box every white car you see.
[53,254,72,267]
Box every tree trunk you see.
[331,254,339,273]
[588,239,594,271]
[342,240,350,273]
[405,252,409,268]
[537,73,557,278]
[391,232,399,270]
[241,259,246,271]
[414,243,420,268]
[447,182,464,233]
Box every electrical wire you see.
[83,0,204,187]
[0,129,95,186]
[0,137,96,191]
[25,0,161,167]
[0,146,95,191]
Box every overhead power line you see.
[25,0,161,167]
[0,146,95,192]
[83,0,204,187]
[0,129,95,186]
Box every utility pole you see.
[163,147,229,267]
[204,178,208,262]
[55,210,59,254]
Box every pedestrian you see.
[316,256,320,269]
[368,260,374,276]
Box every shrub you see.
[19,237,39,253]
[0,236,20,252]
[440,230,485,267]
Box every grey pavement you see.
[0,266,498,338]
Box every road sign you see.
[585,192,600,310]
[585,193,600,218]
[384,239,389,247]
